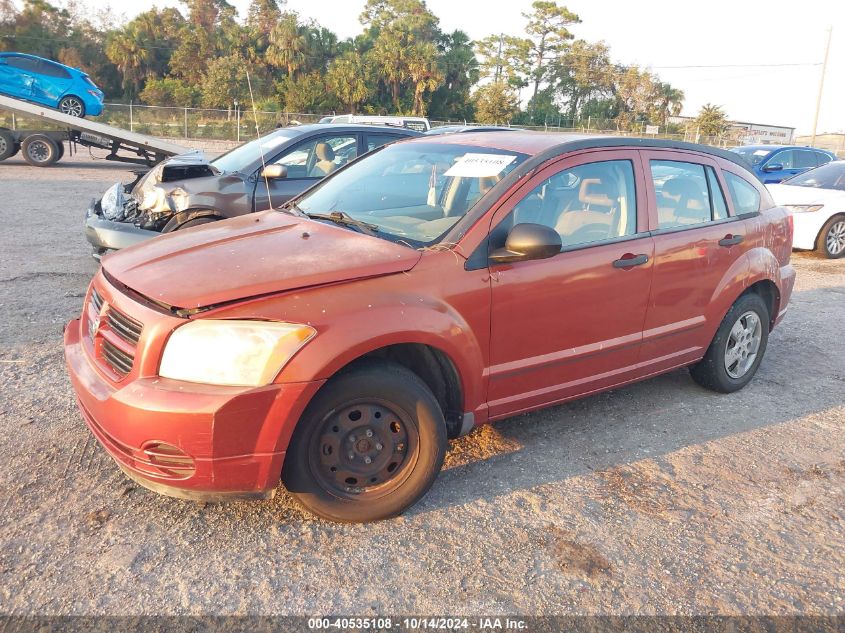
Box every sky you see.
[57,0,845,134]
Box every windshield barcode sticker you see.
[444,153,517,178]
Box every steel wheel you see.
[724,310,762,379]
[825,220,845,257]
[26,140,51,162]
[59,96,84,117]
[309,400,419,500]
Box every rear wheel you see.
[689,293,769,393]
[0,129,17,161]
[59,95,85,118]
[283,362,448,522]
[21,134,60,167]
[816,216,845,259]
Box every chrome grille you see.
[90,288,104,312]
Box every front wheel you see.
[58,95,85,118]
[689,293,769,393]
[283,362,448,522]
[817,216,845,259]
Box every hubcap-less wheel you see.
[26,140,51,163]
[59,97,84,117]
[310,401,419,499]
[826,220,845,256]
[724,310,762,379]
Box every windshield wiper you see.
[280,199,306,216]
[304,211,380,236]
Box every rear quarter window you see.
[724,172,761,216]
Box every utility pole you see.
[811,26,832,147]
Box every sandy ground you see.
[0,154,843,616]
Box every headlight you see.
[139,186,175,214]
[159,320,316,387]
[784,204,824,213]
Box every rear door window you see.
[38,61,71,79]
[651,160,722,229]
[794,150,818,169]
[814,151,833,166]
[724,172,761,216]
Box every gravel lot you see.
[0,153,843,616]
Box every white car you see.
[768,160,845,258]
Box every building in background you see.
[669,116,795,145]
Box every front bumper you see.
[85,199,159,257]
[64,308,323,500]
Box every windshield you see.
[783,161,845,190]
[211,129,300,173]
[294,142,528,246]
[731,147,774,167]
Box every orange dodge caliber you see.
[65,133,795,522]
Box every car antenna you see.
[246,70,273,211]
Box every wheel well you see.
[162,209,223,233]
[816,213,845,248]
[743,280,779,330]
[339,344,465,439]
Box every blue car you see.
[0,52,104,117]
[730,144,836,184]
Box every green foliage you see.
[694,103,730,136]
[0,0,687,131]
[140,77,200,107]
[200,53,251,108]
[473,82,520,124]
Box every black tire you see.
[21,134,60,167]
[689,292,769,393]
[816,215,845,259]
[55,140,65,161]
[283,361,448,522]
[175,217,219,231]
[0,129,17,161]
[58,95,86,118]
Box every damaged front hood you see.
[102,211,422,310]
[133,150,219,193]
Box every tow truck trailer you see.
[0,94,188,167]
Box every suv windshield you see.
[211,129,300,173]
[783,161,845,190]
[731,147,773,167]
[294,142,527,246]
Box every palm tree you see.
[694,103,730,137]
[370,32,407,112]
[268,13,307,78]
[657,82,684,125]
[407,44,443,116]
[105,28,151,98]
[326,52,369,113]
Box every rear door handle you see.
[718,234,744,247]
[612,253,649,268]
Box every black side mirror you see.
[763,163,783,173]
[261,164,288,179]
[490,223,562,264]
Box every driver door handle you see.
[612,253,649,268]
[718,234,744,247]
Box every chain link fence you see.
[0,102,770,150]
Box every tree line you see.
[0,0,704,130]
